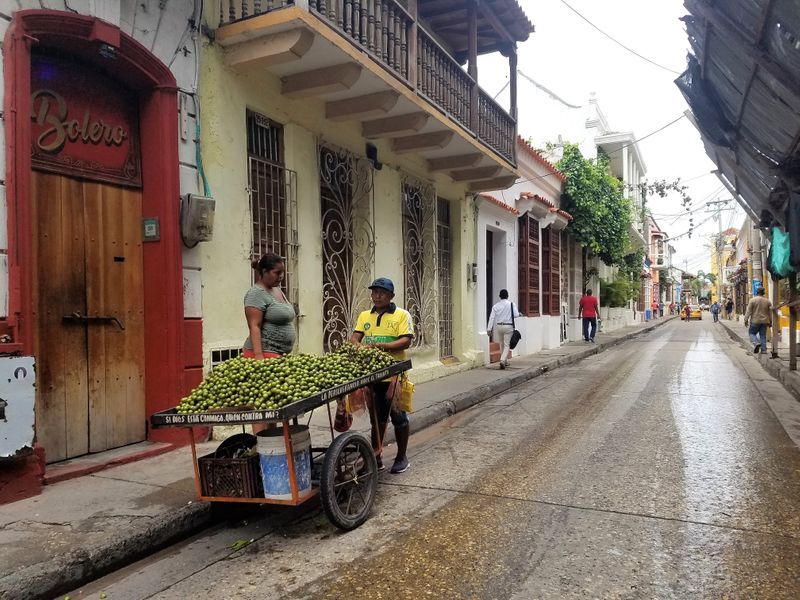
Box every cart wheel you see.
[321,431,378,530]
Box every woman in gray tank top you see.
[242,253,296,358]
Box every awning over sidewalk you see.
[677,0,800,228]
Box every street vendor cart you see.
[151,359,412,530]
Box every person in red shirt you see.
[578,289,599,343]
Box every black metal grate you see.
[402,179,437,348]
[211,347,242,368]
[246,111,298,305]
[437,198,453,358]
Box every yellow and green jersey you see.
[354,303,414,360]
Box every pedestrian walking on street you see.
[711,300,720,323]
[683,304,691,321]
[487,289,522,369]
[579,289,599,342]
[725,298,734,320]
[659,301,664,317]
[351,277,414,474]
[744,287,779,355]
[651,300,659,319]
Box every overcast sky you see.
[478,0,743,274]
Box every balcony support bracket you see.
[282,62,362,98]
[392,131,454,153]
[449,166,502,182]
[326,91,400,122]
[428,154,483,172]
[469,175,518,192]
[363,113,429,138]
[225,28,315,69]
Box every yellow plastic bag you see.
[395,374,414,413]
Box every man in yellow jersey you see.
[351,277,414,474]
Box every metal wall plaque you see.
[142,217,160,241]
[0,356,36,458]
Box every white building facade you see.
[476,138,569,362]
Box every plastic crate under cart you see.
[198,452,263,498]
[197,433,264,498]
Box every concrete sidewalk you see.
[718,317,800,400]
[0,315,675,600]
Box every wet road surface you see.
[70,319,800,598]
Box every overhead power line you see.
[516,70,583,109]
[605,113,686,156]
[493,70,583,109]
[511,114,688,188]
[558,0,682,76]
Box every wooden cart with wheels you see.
[150,359,411,530]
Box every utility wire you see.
[493,70,583,109]
[512,113,687,188]
[517,70,583,109]
[558,0,682,76]
[604,113,686,156]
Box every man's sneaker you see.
[390,456,409,474]
[376,456,385,472]
[753,343,761,354]
[499,362,505,370]
[590,338,595,343]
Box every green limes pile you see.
[176,343,395,414]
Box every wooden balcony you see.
[213,0,531,182]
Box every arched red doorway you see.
[3,10,195,485]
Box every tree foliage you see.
[557,144,632,266]
[628,179,694,238]
[600,274,639,307]
[690,270,716,300]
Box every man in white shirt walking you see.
[487,289,522,369]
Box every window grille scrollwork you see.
[319,143,375,352]
[402,176,438,349]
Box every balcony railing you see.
[219,0,294,23]
[311,0,413,80]
[218,0,516,164]
[417,29,472,131]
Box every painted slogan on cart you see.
[30,55,142,187]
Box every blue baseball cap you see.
[368,277,394,293]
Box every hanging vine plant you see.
[557,144,632,267]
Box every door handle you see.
[62,312,125,330]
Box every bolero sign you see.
[30,55,142,187]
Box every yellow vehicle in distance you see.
[681,304,703,320]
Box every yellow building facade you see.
[195,1,533,382]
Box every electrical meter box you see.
[182,194,215,244]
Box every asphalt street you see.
[68,318,800,599]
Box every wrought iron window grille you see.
[318,142,376,352]
[402,175,438,350]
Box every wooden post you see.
[407,0,417,87]
[771,277,780,358]
[509,44,517,162]
[509,45,517,120]
[468,0,478,133]
[790,273,797,370]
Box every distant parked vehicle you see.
[681,305,703,320]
